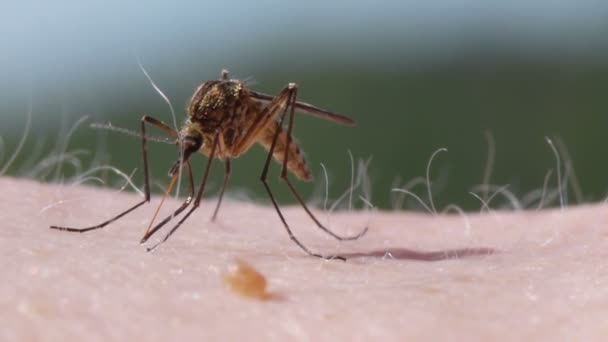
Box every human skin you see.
[1,176,607,341]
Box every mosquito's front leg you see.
[50,115,176,233]
[146,130,221,252]
[139,160,195,243]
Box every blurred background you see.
[2,0,608,211]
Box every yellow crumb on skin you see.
[223,258,269,300]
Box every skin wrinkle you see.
[2,177,608,341]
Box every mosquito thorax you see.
[187,80,244,122]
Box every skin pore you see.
[1,176,607,341]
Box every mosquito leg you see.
[232,86,294,155]
[259,84,345,261]
[139,161,195,243]
[50,115,174,233]
[280,85,368,241]
[211,158,231,222]
[147,131,220,252]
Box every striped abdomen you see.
[258,121,312,181]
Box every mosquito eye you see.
[184,136,202,152]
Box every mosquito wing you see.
[250,91,356,126]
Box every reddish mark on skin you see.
[224,259,281,301]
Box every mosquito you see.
[50,69,368,260]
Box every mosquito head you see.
[168,133,203,176]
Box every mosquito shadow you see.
[340,247,498,261]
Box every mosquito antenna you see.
[90,123,175,144]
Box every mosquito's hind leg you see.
[211,158,231,222]
[279,84,368,241]
[50,115,176,233]
[258,84,346,260]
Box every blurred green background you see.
[2,1,608,211]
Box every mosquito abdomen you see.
[258,121,312,181]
